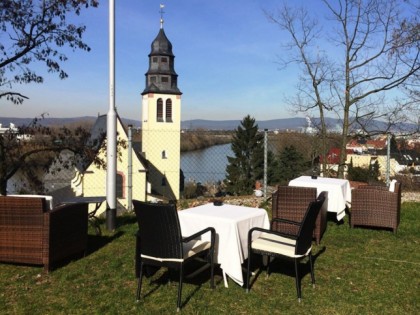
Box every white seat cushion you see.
[389,179,397,192]
[251,232,310,258]
[183,239,211,259]
[141,239,211,263]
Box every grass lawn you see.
[0,202,419,314]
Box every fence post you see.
[386,132,391,186]
[264,129,268,201]
[127,125,133,211]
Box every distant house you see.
[345,135,420,178]
[0,123,18,134]
[346,136,387,154]
[345,153,399,179]
[319,148,352,175]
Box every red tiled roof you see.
[319,148,351,164]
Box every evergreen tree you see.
[225,115,264,195]
[368,160,380,182]
[277,145,308,184]
[390,134,399,153]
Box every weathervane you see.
[160,4,165,29]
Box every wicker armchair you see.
[350,182,402,232]
[0,196,89,271]
[246,194,325,301]
[133,200,215,312]
[272,186,327,244]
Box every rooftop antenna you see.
[160,4,165,29]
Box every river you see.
[181,143,232,184]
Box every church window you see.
[157,98,163,122]
[166,99,172,122]
[116,173,124,198]
[161,77,169,83]
[161,57,168,63]
[152,57,158,63]
[150,76,156,83]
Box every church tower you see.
[141,8,182,201]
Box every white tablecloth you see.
[178,203,269,287]
[288,176,351,221]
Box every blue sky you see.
[1,0,326,121]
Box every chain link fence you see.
[6,127,418,210]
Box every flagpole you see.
[106,0,117,230]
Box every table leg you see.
[88,202,102,235]
[223,271,229,288]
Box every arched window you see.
[166,99,172,122]
[157,98,163,122]
[116,173,124,198]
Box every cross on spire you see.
[159,4,165,29]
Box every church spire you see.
[142,4,181,96]
[159,4,165,29]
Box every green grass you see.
[1,203,419,314]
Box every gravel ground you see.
[401,191,420,203]
[182,190,420,209]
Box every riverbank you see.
[181,131,231,152]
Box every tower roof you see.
[142,26,181,95]
[149,28,174,57]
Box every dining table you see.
[178,202,270,287]
[288,176,351,221]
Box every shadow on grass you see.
[247,246,327,292]
[115,214,137,227]
[136,259,225,309]
[86,230,124,256]
[4,232,127,273]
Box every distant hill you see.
[181,118,306,130]
[0,116,141,128]
[0,116,416,133]
[0,116,317,131]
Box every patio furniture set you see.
[133,177,402,311]
[0,177,402,311]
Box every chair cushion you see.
[251,232,310,258]
[389,179,397,192]
[183,239,211,259]
[141,240,211,263]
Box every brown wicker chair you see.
[350,182,401,232]
[0,196,89,271]
[272,186,327,245]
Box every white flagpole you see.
[106,0,117,230]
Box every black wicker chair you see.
[246,193,325,301]
[133,200,215,312]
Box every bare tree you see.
[0,116,103,195]
[268,0,420,178]
[0,0,98,104]
[265,4,337,176]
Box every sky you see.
[1,0,328,122]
